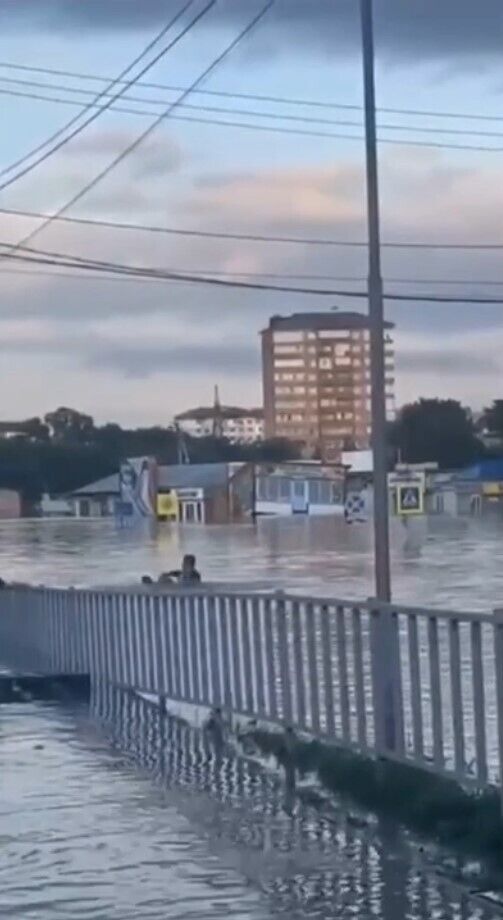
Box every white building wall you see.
[177,415,264,444]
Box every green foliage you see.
[0,408,299,501]
[482,400,503,436]
[389,398,482,469]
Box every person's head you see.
[141,575,153,585]
[182,554,197,574]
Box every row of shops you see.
[32,455,503,524]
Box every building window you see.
[274,344,304,354]
[274,359,305,368]
[273,332,303,343]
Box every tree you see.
[482,400,503,436]
[44,407,94,444]
[389,398,482,469]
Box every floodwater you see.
[2,515,503,918]
[1,690,500,920]
[1,513,503,609]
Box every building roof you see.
[73,473,120,496]
[72,462,245,497]
[158,463,231,490]
[175,406,263,422]
[457,459,503,482]
[263,311,394,333]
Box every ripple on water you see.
[1,697,499,919]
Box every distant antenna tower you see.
[213,384,224,439]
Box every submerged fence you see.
[1,585,502,792]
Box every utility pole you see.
[360,0,391,602]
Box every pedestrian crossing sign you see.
[397,483,424,515]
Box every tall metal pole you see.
[360,0,391,602]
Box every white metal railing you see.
[0,585,501,793]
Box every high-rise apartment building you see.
[261,312,395,460]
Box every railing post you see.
[493,609,503,810]
[369,600,402,755]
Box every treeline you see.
[0,407,299,500]
[2,398,502,501]
[389,398,503,469]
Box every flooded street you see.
[1,693,499,920]
[1,516,503,918]
[1,514,503,609]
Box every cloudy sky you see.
[1,0,503,426]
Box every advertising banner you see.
[119,457,158,518]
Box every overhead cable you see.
[0,0,206,193]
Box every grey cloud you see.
[88,341,260,377]
[397,350,501,377]
[1,327,260,379]
[66,129,184,181]
[1,0,503,61]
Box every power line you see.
[8,1,275,255]
[4,258,503,290]
[1,204,502,252]
[6,74,503,142]
[2,58,503,126]
[6,83,503,154]
[0,0,207,194]
[4,241,503,304]
[0,1,197,183]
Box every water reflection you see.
[90,682,500,919]
[1,515,503,608]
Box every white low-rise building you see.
[175,406,264,444]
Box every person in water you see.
[164,554,202,586]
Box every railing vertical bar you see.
[428,615,444,769]
[390,610,405,756]
[305,601,321,733]
[144,594,158,692]
[99,593,109,681]
[217,596,232,710]
[449,618,465,776]
[276,595,292,724]
[117,594,128,686]
[337,605,351,742]
[321,604,336,737]
[470,619,487,785]
[251,597,266,718]
[352,607,367,747]
[47,590,57,673]
[59,589,68,672]
[187,594,201,703]
[155,595,169,696]
[207,596,222,706]
[178,596,193,702]
[263,597,278,721]
[228,597,243,713]
[173,595,184,699]
[292,600,307,730]
[102,594,115,683]
[197,596,210,705]
[241,599,254,714]
[120,594,132,687]
[76,591,87,674]
[138,594,150,691]
[125,594,137,688]
[408,612,424,759]
[165,595,177,699]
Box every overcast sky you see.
[1,0,503,427]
